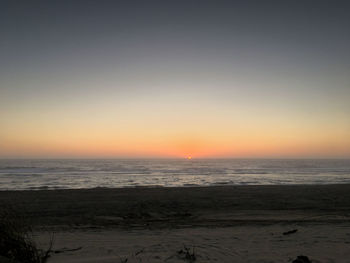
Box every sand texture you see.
[1,185,350,262]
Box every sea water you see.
[1,159,350,190]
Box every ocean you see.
[1,159,350,190]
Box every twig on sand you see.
[53,246,82,254]
[283,229,298,235]
[135,248,144,255]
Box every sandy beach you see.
[1,185,350,262]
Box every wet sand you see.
[1,185,350,262]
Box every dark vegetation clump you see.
[177,245,196,262]
[0,205,53,263]
[292,255,312,263]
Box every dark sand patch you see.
[1,185,350,229]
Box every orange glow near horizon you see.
[1,93,350,159]
[2,130,350,158]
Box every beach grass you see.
[0,205,53,263]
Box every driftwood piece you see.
[53,246,82,254]
[283,229,298,235]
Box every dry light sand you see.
[1,185,350,262]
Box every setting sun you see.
[187,156,192,160]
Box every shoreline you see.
[0,182,350,193]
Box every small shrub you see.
[0,205,53,263]
[177,245,196,262]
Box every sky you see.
[1,0,350,158]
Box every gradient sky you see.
[1,0,350,158]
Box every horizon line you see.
[1,157,350,160]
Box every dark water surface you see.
[1,159,350,190]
